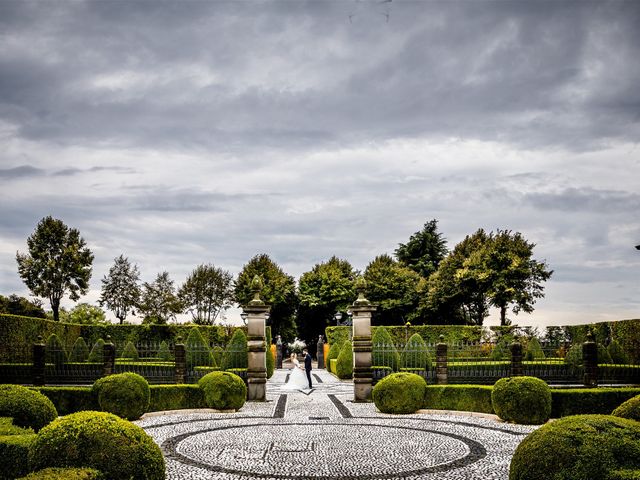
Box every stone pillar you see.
[174,338,186,384]
[244,275,270,401]
[510,341,523,377]
[583,332,598,387]
[276,335,283,369]
[436,335,448,385]
[103,336,116,377]
[317,335,325,369]
[33,336,45,387]
[352,277,376,403]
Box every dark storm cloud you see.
[0,0,638,153]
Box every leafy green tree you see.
[234,254,298,341]
[297,256,356,345]
[99,255,141,324]
[395,219,448,279]
[364,254,420,325]
[0,294,46,318]
[68,303,108,324]
[458,230,553,326]
[16,216,94,321]
[179,263,233,325]
[138,271,182,324]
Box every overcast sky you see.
[0,0,638,327]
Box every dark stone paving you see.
[138,369,537,479]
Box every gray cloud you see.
[0,165,45,179]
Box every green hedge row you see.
[326,325,483,346]
[423,385,495,414]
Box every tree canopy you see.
[179,263,234,325]
[395,219,448,279]
[16,216,93,321]
[0,294,46,318]
[99,254,141,324]
[138,271,182,324]
[67,303,108,324]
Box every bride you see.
[282,353,309,390]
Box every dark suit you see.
[304,353,312,389]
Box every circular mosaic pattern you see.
[164,422,485,479]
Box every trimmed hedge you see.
[0,385,57,431]
[68,338,90,363]
[492,377,551,425]
[0,432,36,480]
[373,372,427,414]
[185,328,214,367]
[401,333,431,370]
[565,341,613,367]
[372,326,400,371]
[424,385,494,414]
[509,415,640,480]
[119,341,139,360]
[326,343,342,371]
[524,337,545,361]
[33,387,97,416]
[327,325,483,346]
[198,371,246,410]
[18,468,103,480]
[28,411,165,480]
[148,385,206,412]
[551,387,640,418]
[329,358,337,374]
[45,334,66,366]
[266,327,274,379]
[87,339,104,363]
[613,394,640,422]
[336,341,353,379]
[157,341,172,361]
[92,373,150,420]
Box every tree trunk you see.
[51,298,60,322]
[500,304,507,326]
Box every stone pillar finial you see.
[351,281,376,403]
[353,276,370,306]
[249,275,265,306]
[244,289,270,401]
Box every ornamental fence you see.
[0,337,247,386]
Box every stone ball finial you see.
[586,331,595,343]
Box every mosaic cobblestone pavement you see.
[138,369,537,479]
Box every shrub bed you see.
[492,376,551,424]
[326,343,342,372]
[33,387,97,416]
[335,341,353,379]
[198,371,246,410]
[18,468,103,480]
[551,387,640,418]
[92,373,150,420]
[0,432,36,480]
[424,385,494,414]
[509,415,640,480]
[28,411,165,480]
[373,372,427,414]
[0,385,57,431]
[613,394,640,422]
[148,385,206,412]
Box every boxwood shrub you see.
[335,341,353,379]
[18,468,103,480]
[33,387,97,416]
[373,372,426,414]
[551,387,640,418]
[492,376,551,424]
[185,328,215,367]
[148,385,206,412]
[92,372,150,420]
[198,371,246,410]
[613,394,640,422]
[401,333,431,370]
[87,339,104,363]
[326,343,342,371]
[424,385,494,414]
[222,329,247,370]
[509,415,640,480]
[0,432,36,480]
[157,340,172,361]
[119,341,139,361]
[0,385,57,431]
[45,334,66,366]
[372,326,400,372]
[29,411,164,480]
[329,358,337,374]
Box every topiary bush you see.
[222,329,248,370]
[608,340,630,365]
[424,385,494,414]
[565,342,613,367]
[401,333,431,370]
[87,339,105,363]
[91,372,150,420]
[28,411,165,480]
[373,372,427,414]
[372,326,400,371]
[119,341,139,361]
[509,415,640,480]
[326,342,343,372]
[0,385,57,431]
[185,328,215,367]
[492,376,551,425]
[524,337,545,361]
[45,334,66,366]
[198,371,246,410]
[157,340,172,361]
[18,468,103,480]
[212,345,224,367]
[336,341,353,379]
[613,394,640,422]
[0,432,36,480]
[68,338,89,363]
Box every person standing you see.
[303,348,312,389]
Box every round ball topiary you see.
[0,385,57,432]
[28,411,165,480]
[613,394,640,422]
[92,372,150,420]
[492,376,551,425]
[198,371,246,410]
[372,372,427,414]
[509,414,640,480]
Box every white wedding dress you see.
[282,358,310,390]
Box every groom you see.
[303,348,312,389]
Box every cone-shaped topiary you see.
[373,372,427,414]
[198,371,246,410]
[0,385,57,432]
[608,340,630,365]
[28,411,165,480]
[492,376,552,425]
[326,342,342,372]
[372,326,400,371]
[613,394,640,422]
[212,346,224,368]
[509,415,640,480]
[524,337,545,361]
[401,333,431,370]
[119,341,139,361]
[68,338,89,363]
[92,372,150,420]
[222,329,248,370]
[185,328,214,367]
[157,340,172,361]
[45,334,66,366]
[336,341,353,379]
[565,342,613,367]
[87,339,105,363]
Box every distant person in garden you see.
[283,353,308,391]
[303,348,312,389]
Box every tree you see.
[395,219,448,279]
[99,255,141,324]
[363,254,420,325]
[459,230,553,325]
[234,254,298,341]
[297,256,356,345]
[0,294,46,318]
[138,271,182,324]
[68,303,108,324]
[178,263,233,325]
[16,216,94,321]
